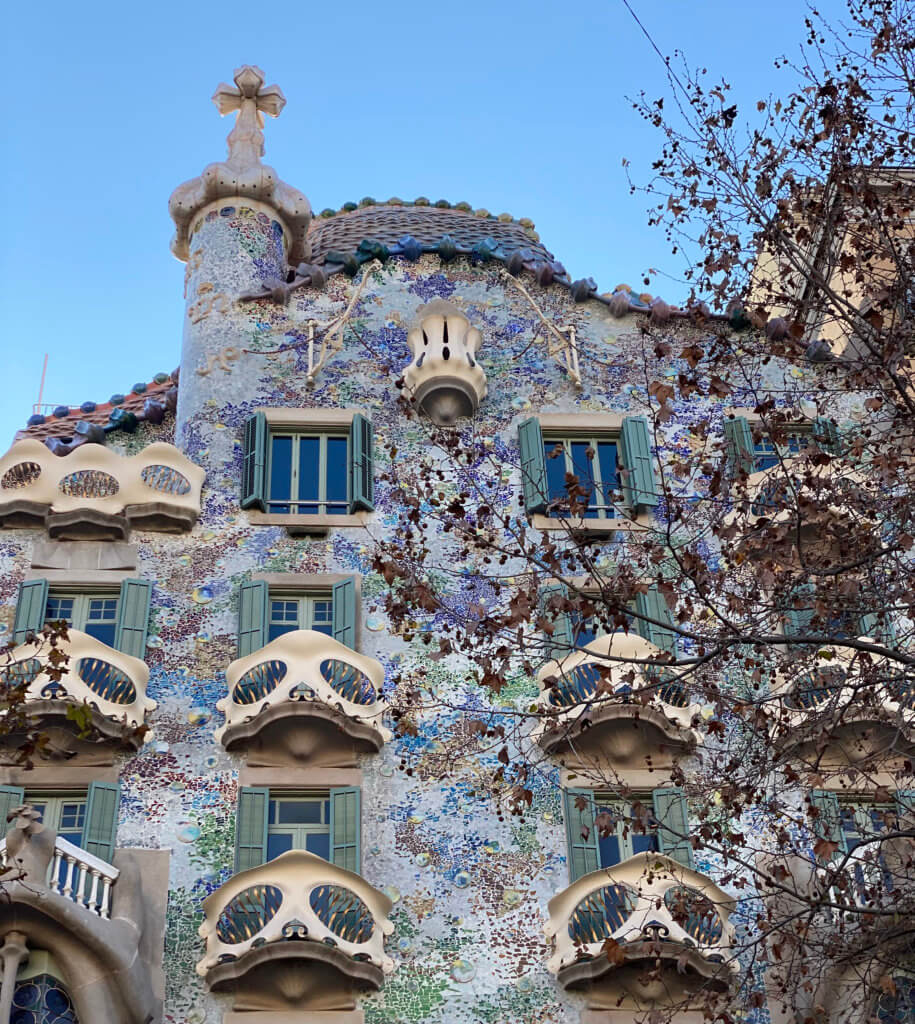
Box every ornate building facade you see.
[0,65,910,1024]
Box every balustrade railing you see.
[0,834,119,919]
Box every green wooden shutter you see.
[332,577,357,649]
[0,786,25,832]
[780,582,816,640]
[237,580,269,657]
[539,583,573,662]
[895,790,915,829]
[518,418,548,515]
[813,416,842,455]
[350,414,375,513]
[241,412,268,511]
[858,609,895,644]
[635,586,676,654]
[654,787,694,869]
[810,789,845,861]
[13,579,49,643]
[563,789,600,882]
[115,578,152,658]
[235,787,269,872]
[330,787,361,874]
[723,416,754,474]
[619,416,658,511]
[82,781,120,863]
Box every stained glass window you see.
[12,974,79,1024]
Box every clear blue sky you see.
[1,0,846,445]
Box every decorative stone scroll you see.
[0,439,204,537]
[215,629,392,767]
[532,631,702,768]
[197,849,394,1011]
[168,65,311,264]
[402,300,487,424]
[545,852,737,1009]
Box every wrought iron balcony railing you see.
[197,850,394,1009]
[215,630,392,765]
[1,630,155,747]
[545,853,738,993]
[0,439,204,536]
[533,632,702,762]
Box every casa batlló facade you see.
[0,65,911,1024]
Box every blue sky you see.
[1,0,846,445]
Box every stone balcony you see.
[0,806,161,1023]
[533,632,702,768]
[215,630,392,767]
[1,629,155,762]
[545,852,737,1011]
[197,849,394,1013]
[0,438,204,539]
[770,646,915,762]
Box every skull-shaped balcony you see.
[545,852,737,1010]
[197,850,394,1012]
[0,630,155,762]
[402,299,487,424]
[533,633,702,769]
[0,806,162,1023]
[0,439,204,539]
[215,630,392,767]
[771,646,915,763]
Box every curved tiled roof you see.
[306,202,557,267]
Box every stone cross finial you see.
[212,66,286,172]
[168,66,311,264]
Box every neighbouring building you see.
[0,65,911,1024]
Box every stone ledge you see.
[224,1012,364,1023]
[247,511,369,534]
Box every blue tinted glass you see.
[544,441,567,507]
[753,438,778,472]
[89,599,118,620]
[313,623,333,636]
[268,622,298,642]
[267,833,294,860]
[277,800,322,824]
[60,803,85,830]
[597,442,618,512]
[45,597,74,624]
[269,436,293,513]
[306,832,331,860]
[325,437,348,513]
[570,441,598,517]
[572,614,597,647]
[632,833,659,854]
[85,621,117,647]
[297,437,320,514]
[598,832,621,867]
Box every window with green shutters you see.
[563,786,693,881]
[0,782,120,863]
[234,786,362,874]
[540,582,677,660]
[518,417,658,518]
[724,415,842,475]
[236,577,358,657]
[780,581,892,644]
[13,578,151,658]
[241,412,374,514]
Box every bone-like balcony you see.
[545,853,737,1006]
[533,632,701,766]
[1,630,155,754]
[0,439,204,538]
[197,850,394,1012]
[771,646,915,760]
[215,630,392,767]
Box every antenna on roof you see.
[33,353,49,415]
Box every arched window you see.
[878,968,915,1023]
[12,952,79,1024]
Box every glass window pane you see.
[59,803,86,831]
[544,441,567,508]
[632,833,659,854]
[598,833,621,867]
[325,437,348,514]
[572,613,597,648]
[85,621,117,647]
[268,622,298,642]
[266,833,293,860]
[277,799,323,824]
[297,437,321,514]
[306,832,331,860]
[45,597,74,624]
[570,441,598,517]
[88,599,118,621]
[269,436,293,513]
[597,442,618,514]
[312,601,333,627]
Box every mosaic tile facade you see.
[0,194,862,1023]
